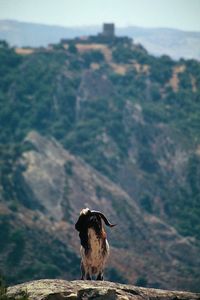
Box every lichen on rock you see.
[7,279,200,300]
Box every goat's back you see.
[81,228,109,275]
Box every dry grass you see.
[0,203,10,215]
[110,63,127,75]
[90,63,100,70]
[196,145,200,156]
[76,43,112,62]
[132,62,150,74]
[191,75,197,92]
[169,65,185,92]
[15,48,34,55]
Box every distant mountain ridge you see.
[0,19,200,60]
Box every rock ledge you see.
[7,279,200,300]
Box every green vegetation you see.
[0,217,11,252]
[81,50,104,67]
[0,215,79,284]
[68,43,77,54]
[64,161,74,176]
[106,268,127,284]
[150,55,174,84]
[0,276,29,300]
[0,37,200,285]
[135,276,148,287]
[112,43,149,64]
[7,230,26,266]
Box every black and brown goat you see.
[75,208,116,280]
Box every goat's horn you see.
[90,210,116,227]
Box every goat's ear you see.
[75,223,79,231]
[75,217,81,231]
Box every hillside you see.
[0,37,200,292]
[1,20,200,60]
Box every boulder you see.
[7,279,200,300]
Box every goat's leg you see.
[96,272,103,281]
[81,262,85,280]
[86,273,91,280]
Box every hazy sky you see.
[0,0,200,31]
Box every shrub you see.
[135,276,148,287]
[0,275,29,300]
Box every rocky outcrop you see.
[76,70,115,120]
[7,280,200,300]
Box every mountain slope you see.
[1,131,200,291]
[0,37,200,291]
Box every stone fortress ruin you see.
[60,23,132,45]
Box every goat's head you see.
[75,208,116,233]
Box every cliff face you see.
[7,280,200,300]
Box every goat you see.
[75,208,116,280]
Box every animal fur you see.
[75,208,116,280]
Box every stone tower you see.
[102,23,115,37]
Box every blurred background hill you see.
[0,19,200,60]
[0,27,200,291]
